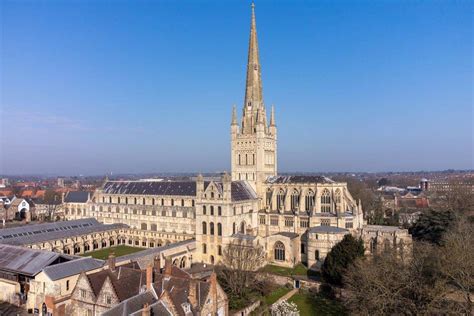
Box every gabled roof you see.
[104,291,157,316]
[86,266,146,301]
[0,244,69,276]
[43,257,104,281]
[64,191,90,203]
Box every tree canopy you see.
[321,234,365,286]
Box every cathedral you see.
[64,4,411,270]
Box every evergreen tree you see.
[322,234,365,286]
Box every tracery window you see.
[305,190,315,211]
[335,189,342,213]
[291,189,300,211]
[277,189,285,211]
[321,189,331,213]
[274,242,285,261]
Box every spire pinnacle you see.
[231,105,238,125]
[270,104,275,126]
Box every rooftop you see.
[266,175,335,184]
[0,218,127,246]
[0,244,71,276]
[43,257,104,281]
[308,226,349,234]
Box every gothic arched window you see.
[217,223,222,236]
[274,242,285,261]
[291,189,300,211]
[202,222,207,235]
[277,189,285,211]
[305,190,315,211]
[321,189,331,213]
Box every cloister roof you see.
[0,218,127,246]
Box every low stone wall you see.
[231,301,260,316]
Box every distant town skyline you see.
[1,1,472,175]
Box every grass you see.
[288,291,346,316]
[260,263,320,278]
[81,245,144,260]
[263,287,292,305]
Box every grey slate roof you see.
[274,232,299,239]
[103,181,196,196]
[308,226,349,234]
[103,291,157,316]
[102,180,257,201]
[0,218,127,246]
[64,191,90,203]
[43,257,104,280]
[0,244,69,276]
[116,239,195,268]
[266,175,335,184]
[230,181,257,201]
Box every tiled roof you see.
[0,218,127,246]
[87,266,146,301]
[230,181,257,201]
[0,244,69,276]
[266,175,335,184]
[64,191,89,203]
[104,291,157,316]
[43,257,104,280]
[103,181,196,196]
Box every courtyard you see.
[80,245,144,260]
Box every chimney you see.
[188,279,198,308]
[142,303,150,316]
[209,271,218,314]
[164,257,172,276]
[108,252,116,272]
[146,264,153,290]
[154,255,161,272]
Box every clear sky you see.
[1,0,472,175]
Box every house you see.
[103,259,229,316]
[29,257,105,315]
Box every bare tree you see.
[218,240,266,297]
[43,190,61,220]
[343,242,462,315]
[439,217,474,314]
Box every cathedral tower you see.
[231,3,277,198]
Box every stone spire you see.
[241,2,267,134]
[244,2,263,108]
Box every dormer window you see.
[181,302,191,314]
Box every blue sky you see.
[1,0,472,175]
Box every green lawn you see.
[261,263,319,277]
[81,245,144,260]
[288,291,346,316]
[263,287,292,305]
